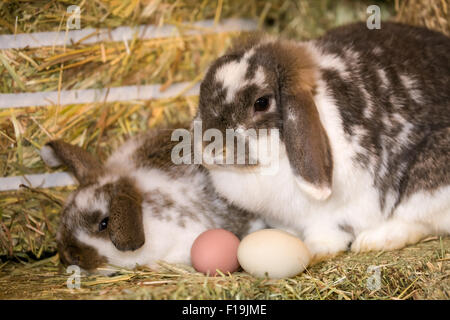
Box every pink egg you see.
[190,229,240,276]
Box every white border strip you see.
[0,172,76,191]
[0,81,200,109]
[0,18,257,50]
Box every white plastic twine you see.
[0,82,200,109]
[0,18,257,50]
[0,18,257,191]
[0,172,76,191]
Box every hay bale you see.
[395,0,449,36]
[0,186,70,259]
[262,0,395,39]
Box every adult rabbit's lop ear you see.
[277,42,333,201]
[40,140,102,185]
[108,179,145,251]
[282,90,333,200]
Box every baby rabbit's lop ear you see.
[40,140,103,185]
[108,179,145,251]
[276,41,333,200]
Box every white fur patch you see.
[215,59,250,103]
[287,109,296,122]
[40,145,62,167]
[372,47,383,55]
[319,54,349,78]
[348,125,377,173]
[378,144,389,178]
[395,185,450,234]
[383,190,398,215]
[214,49,268,103]
[377,68,388,88]
[351,218,429,252]
[399,74,423,104]
[74,186,109,215]
[344,48,360,64]
[104,134,144,175]
[130,168,208,211]
[392,113,413,151]
[305,42,350,79]
[362,87,375,118]
[253,66,266,87]
[294,178,332,201]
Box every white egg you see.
[237,229,311,279]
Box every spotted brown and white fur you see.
[196,22,450,261]
[40,127,265,272]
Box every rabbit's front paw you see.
[304,231,352,264]
[351,220,428,253]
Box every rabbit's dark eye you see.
[254,96,270,112]
[98,217,109,231]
